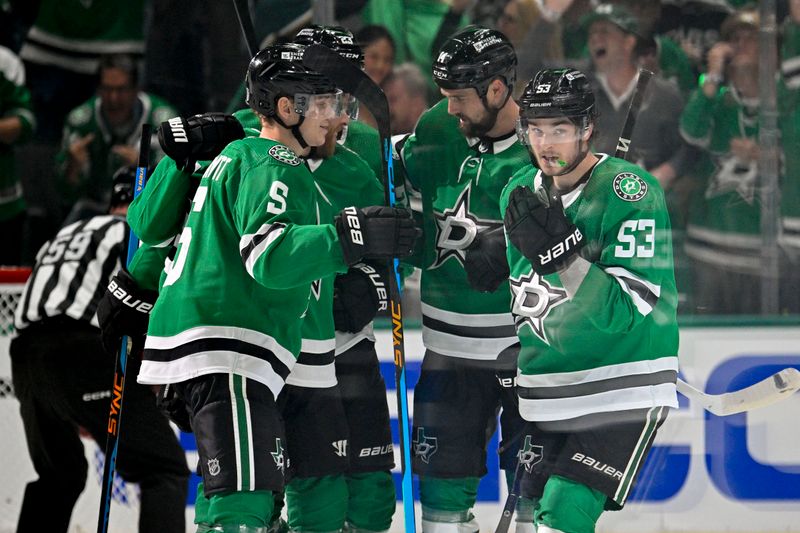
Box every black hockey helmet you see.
[518,68,596,122]
[109,165,138,209]
[432,25,517,97]
[245,43,339,118]
[293,25,364,68]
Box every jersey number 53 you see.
[614,219,655,258]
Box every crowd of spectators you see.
[1,0,798,317]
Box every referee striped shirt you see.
[14,215,126,331]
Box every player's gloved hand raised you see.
[96,269,158,355]
[504,185,584,275]
[335,206,421,266]
[157,112,245,172]
[465,226,509,293]
[333,263,388,333]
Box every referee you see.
[10,167,189,533]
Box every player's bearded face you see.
[442,87,496,138]
[313,112,349,159]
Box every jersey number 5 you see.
[614,219,655,258]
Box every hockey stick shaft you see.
[231,0,258,57]
[614,69,653,160]
[677,368,800,416]
[96,124,152,533]
[302,44,417,533]
[495,457,525,533]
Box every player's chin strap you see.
[273,114,309,149]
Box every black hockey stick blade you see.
[302,44,391,140]
[614,69,653,160]
[231,0,258,57]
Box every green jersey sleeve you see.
[127,156,193,245]
[225,141,349,289]
[127,242,170,292]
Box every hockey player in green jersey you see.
[396,26,532,533]
[270,27,397,533]
[135,44,418,532]
[501,68,679,533]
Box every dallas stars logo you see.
[509,270,568,344]
[269,144,300,166]
[412,427,438,464]
[431,186,501,268]
[271,438,285,472]
[705,154,758,204]
[518,435,544,473]
[613,172,647,202]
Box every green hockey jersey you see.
[20,0,145,74]
[399,99,529,360]
[290,145,384,388]
[501,155,679,421]
[56,92,177,205]
[138,137,349,398]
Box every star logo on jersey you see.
[613,173,647,202]
[509,270,568,344]
[430,186,502,269]
[413,427,438,464]
[518,435,544,473]
[271,438,285,472]
[705,154,758,204]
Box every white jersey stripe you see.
[240,224,285,279]
[422,327,519,360]
[421,302,514,327]
[518,383,677,421]
[285,362,337,388]
[517,357,678,388]
[138,351,291,400]
[144,325,296,371]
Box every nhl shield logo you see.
[207,458,221,476]
[613,172,647,202]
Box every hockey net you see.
[0,267,140,533]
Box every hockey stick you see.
[677,367,800,416]
[302,44,417,533]
[231,0,258,57]
[96,124,153,533]
[495,68,656,533]
[609,68,800,415]
[614,69,653,159]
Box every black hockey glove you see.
[157,112,245,172]
[503,186,584,275]
[465,226,509,293]
[332,263,389,333]
[96,269,158,355]
[155,384,192,433]
[334,206,421,266]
